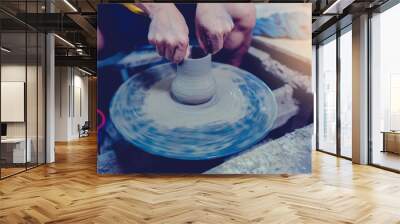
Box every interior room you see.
[54,66,94,142]
[370,3,400,171]
[0,11,46,178]
[0,0,400,223]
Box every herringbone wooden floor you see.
[1,135,400,224]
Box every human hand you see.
[145,4,189,63]
[195,4,234,54]
[97,28,104,50]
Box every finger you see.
[222,29,231,43]
[185,46,191,58]
[97,28,104,50]
[205,33,214,53]
[209,32,224,54]
[196,28,208,53]
[173,45,187,64]
[228,20,234,32]
[156,42,166,58]
[148,32,157,45]
[223,21,235,42]
[165,44,176,61]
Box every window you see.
[370,3,400,171]
[339,28,352,158]
[317,36,337,154]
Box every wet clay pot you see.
[171,48,216,105]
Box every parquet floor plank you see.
[0,135,400,223]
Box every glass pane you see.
[340,29,352,158]
[26,0,39,169]
[312,45,317,150]
[371,4,400,171]
[318,37,337,154]
[0,1,46,178]
[38,32,45,165]
[1,30,27,177]
[27,31,38,169]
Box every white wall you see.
[55,66,69,141]
[1,63,46,163]
[1,64,25,81]
[54,67,89,141]
[1,82,25,122]
[1,64,38,137]
[71,73,89,138]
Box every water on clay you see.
[109,62,277,160]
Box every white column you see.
[46,1,55,163]
[352,14,369,164]
[312,45,317,150]
[46,33,55,163]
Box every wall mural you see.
[97,3,313,174]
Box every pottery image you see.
[98,3,314,174]
[171,47,216,105]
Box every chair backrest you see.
[82,121,90,129]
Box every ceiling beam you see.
[322,0,356,14]
[55,55,96,69]
[66,13,96,47]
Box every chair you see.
[78,121,90,138]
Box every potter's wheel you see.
[110,62,277,160]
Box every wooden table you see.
[1,138,32,163]
[381,131,400,154]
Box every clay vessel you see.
[171,48,216,105]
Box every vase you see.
[170,48,216,105]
